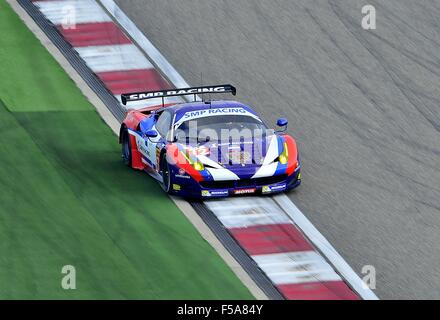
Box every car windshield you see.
[174,114,269,143]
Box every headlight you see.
[181,149,205,171]
[278,142,288,164]
[181,147,205,171]
[193,162,204,171]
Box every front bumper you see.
[169,166,301,199]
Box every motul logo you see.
[233,188,256,195]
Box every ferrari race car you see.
[119,84,301,198]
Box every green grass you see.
[0,0,252,299]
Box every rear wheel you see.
[121,129,132,167]
[160,153,171,193]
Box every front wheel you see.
[160,153,171,193]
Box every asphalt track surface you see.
[114,0,440,299]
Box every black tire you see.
[160,153,171,193]
[121,129,132,167]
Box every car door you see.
[146,109,173,171]
[132,116,154,168]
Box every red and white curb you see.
[30,0,378,300]
[205,198,358,299]
[33,0,178,108]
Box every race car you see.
[119,84,301,198]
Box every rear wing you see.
[120,84,236,105]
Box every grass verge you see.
[0,0,252,299]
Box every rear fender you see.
[129,132,144,170]
[120,122,144,170]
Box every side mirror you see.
[276,118,288,132]
[145,129,158,138]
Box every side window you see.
[155,110,173,137]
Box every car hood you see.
[176,134,283,177]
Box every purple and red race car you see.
[119,85,301,198]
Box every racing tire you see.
[160,153,171,193]
[121,129,132,167]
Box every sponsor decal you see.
[182,107,246,120]
[175,168,191,179]
[136,137,150,157]
[175,107,261,126]
[201,190,229,197]
[128,86,228,101]
[270,184,286,191]
[262,183,287,194]
[210,190,229,196]
[175,174,190,179]
[233,188,256,195]
[184,145,210,156]
[172,184,181,191]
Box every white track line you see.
[205,197,292,228]
[99,0,379,300]
[253,251,342,285]
[75,44,153,73]
[35,0,112,25]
